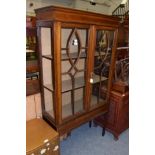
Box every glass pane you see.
[62,92,72,118]
[61,27,88,120]
[74,88,84,114]
[41,28,52,56]
[42,58,53,91]
[114,49,129,85]
[40,27,54,119]
[44,88,54,119]
[90,30,114,108]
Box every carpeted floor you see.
[60,123,129,155]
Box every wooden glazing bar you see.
[71,76,75,115]
[53,21,62,125]
[37,26,45,110]
[85,25,96,110]
[42,55,53,60]
[43,85,54,92]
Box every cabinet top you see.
[35,5,120,27]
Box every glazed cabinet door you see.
[60,24,89,121]
[89,27,117,109]
[37,22,89,124]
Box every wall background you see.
[26,0,124,16]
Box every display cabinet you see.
[26,16,40,96]
[35,6,119,136]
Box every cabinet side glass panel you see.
[44,88,54,118]
[41,28,52,56]
[40,27,54,119]
[42,58,53,91]
[90,30,114,108]
[61,28,87,120]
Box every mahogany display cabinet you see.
[94,90,129,140]
[35,6,120,136]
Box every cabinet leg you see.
[89,121,92,128]
[67,132,71,137]
[102,127,105,136]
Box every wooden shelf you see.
[61,52,86,60]
[44,75,107,93]
[93,74,108,83]
[43,49,128,60]
[42,52,86,60]
[44,76,85,92]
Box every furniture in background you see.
[35,5,120,136]
[94,89,129,140]
[26,118,60,155]
[93,20,129,140]
[26,16,40,96]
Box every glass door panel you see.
[61,27,88,120]
[90,30,114,107]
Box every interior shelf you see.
[47,94,105,119]
[42,52,86,60]
[44,74,107,93]
[93,74,108,83]
[43,76,85,92]
[61,52,86,60]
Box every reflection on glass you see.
[90,30,114,107]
